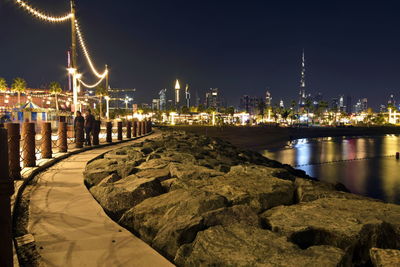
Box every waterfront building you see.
[339,95,346,112]
[346,96,352,114]
[205,88,220,109]
[152,99,160,111]
[388,94,396,107]
[265,90,272,107]
[194,91,201,107]
[239,95,262,115]
[159,89,167,111]
[354,98,367,113]
[331,98,339,112]
[362,98,368,111]
[354,99,362,114]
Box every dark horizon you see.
[1,0,400,109]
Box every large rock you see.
[175,224,345,267]
[294,178,374,203]
[90,176,163,220]
[84,158,119,187]
[261,198,400,266]
[135,167,171,181]
[104,147,144,161]
[137,158,170,170]
[202,205,261,228]
[173,164,295,212]
[158,151,197,164]
[370,248,400,267]
[169,162,223,181]
[119,189,228,260]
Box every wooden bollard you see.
[117,121,123,141]
[92,120,100,146]
[41,122,52,159]
[141,121,146,135]
[133,120,137,138]
[138,120,142,136]
[23,122,36,167]
[75,121,84,148]
[0,127,14,267]
[148,119,152,132]
[106,121,112,143]
[126,121,132,139]
[144,119,148,134]
[5,123,21,180]
[58,122,68,153]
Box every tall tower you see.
[298,50,306,108]
[185,84,190,108]
[175,79,181,106]
[265,90,272,107]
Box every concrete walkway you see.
[27,133,174,267]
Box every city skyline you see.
[1,0,400,109]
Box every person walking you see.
[74,111,84,139]
[84,109,95,146]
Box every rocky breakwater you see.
[84,131,400,266]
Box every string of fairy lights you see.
[15,0,108,89]
[74,19,108,80]
[15,0,72,22]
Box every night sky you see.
[1,0,400,109]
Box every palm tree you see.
[0,77,7,92]
[257,100,266,122]
[280,108,293,123]
[0,77,7,98]
[49,81,62,111]
[12,77,27,107]
[95,85,108,118]
[304,98,313,125]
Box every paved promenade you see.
[27,132,174,266]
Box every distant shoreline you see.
[169,125,400,151]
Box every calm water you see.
[261,135,400,204]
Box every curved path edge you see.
[15,130,174,266]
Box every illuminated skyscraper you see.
[388,94,396,107]
[298,51,306,109]
[185,84,190,108]
[205,88,220,109]
[265,90,272,107]
[175,79,181,106]
[159,89,167,110]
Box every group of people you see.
[74,110,95,146]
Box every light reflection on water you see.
[261,135,400,204]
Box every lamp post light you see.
[68,67,79,116]
[105,95,110,120]
[212,112,216,126]
[170,112,177,125]
[124,96,133,109]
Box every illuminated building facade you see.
[159,89,167,110]
[265,90,272,107]
[205,88,220,109]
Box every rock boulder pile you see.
[84,131,400,266]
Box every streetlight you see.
[68,67,79,115]
[124,95,133,109]
[104,95,110,120]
